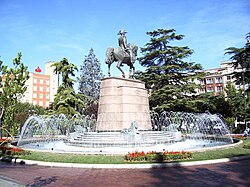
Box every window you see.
[227,76,231,80]
[40,79,43,84]
[215,77,222,83]
[39,94,43,99]
[46,86,50,92]
[33,93,37,98]
[200,88,206,93]
[206,78,213,84]
[34,78,37,83]
[207,87,214,92]
[217,86,223,92]
[46,94,49,99]
[46,80,50,85]
[34,86,37,91]
[40,86,43,91]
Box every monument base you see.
[96,77,152,131]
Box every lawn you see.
[19,139,250,164]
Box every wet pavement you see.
[0,158,250,187]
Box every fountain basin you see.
[19,138,240,155]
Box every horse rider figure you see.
[117,29,132,59]
[105,30,138,78]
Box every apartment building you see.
[20,61,59,108]
[197,61,246,96]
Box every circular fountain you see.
[17,111,234,154]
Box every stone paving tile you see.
[0,176,25,187]
[0,159,250,187]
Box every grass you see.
[19,139,250,164]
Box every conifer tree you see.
[52,58,86,115]
[78,48,104,100]
[136,28,203,112]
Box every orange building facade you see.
[20,62,58,108]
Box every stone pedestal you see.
[96,77,152,131]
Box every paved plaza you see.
[0,158,250,187]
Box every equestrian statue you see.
[105,29,138,79]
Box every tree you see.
[225,32,250,126]
[226,82,244,117]
[78,48,104,100]
[14,102,45,134]
[52,58,86,115]
[225,32,250,91]
[0,53,29,137]
[226,81,249,133]
[136,28,203,113]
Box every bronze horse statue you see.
[105,44,138,78]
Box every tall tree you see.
[0,53,29,137]
[225,32,250,125]
[52,58,86,115]
[136,28,203,113]
[225,32,250,91]
[78,48,104,100]
[225,82,245,120]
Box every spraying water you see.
[17,111,233,153]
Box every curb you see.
[14,155,250,169]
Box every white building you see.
[196,61,247,96]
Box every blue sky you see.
[0,0,250,78]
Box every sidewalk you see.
[1,158,250,187]
[0,176,25,187]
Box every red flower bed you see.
[0,138,10,143]
[0,139,28,156]
[125,150,193,162]
[231,134,246,140]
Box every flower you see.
[124,150,193,162]
[0,138,10,143]
[0,139,26,156]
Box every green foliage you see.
[83,100,98,117]
[243,142,250,149]
[135,28,203,113]
[0,53,30,137]
[225,32,250,91]
[14,102,45,131]
[78,48,104,100]
[52,58,87,116]
[224,33,250,124]
[193,93,233,118]
[52,58,78,89]
[225,82,246,120]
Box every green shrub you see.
[243,142,250,149]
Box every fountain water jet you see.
[17,111,233,154]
